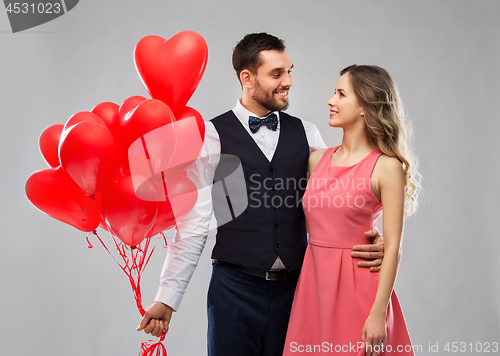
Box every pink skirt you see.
[283,244,414,356]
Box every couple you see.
[137,32,419,356]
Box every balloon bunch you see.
[25,31,208,356]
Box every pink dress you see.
[283,146,414,356]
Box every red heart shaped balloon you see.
[150,176,198,237]
[177,106,205,139]
[91,102,120,138]
[102,96,148,178]
[127,120,177,195]
[127,104,206,187]
[118,96,147,125]
[62,111,107,133]
[59,121,119,194]
[100,175,158,247]
[134,31,208,116]
[117,99,176,152]
[25,167,101,232]
[39,124,64,168]
[165,106,205,179]
[118,99,178,193]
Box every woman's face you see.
[327,73,364,128]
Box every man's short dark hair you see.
[232,33,286,83]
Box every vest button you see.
[272,186,276,191]
[274,224,279,229]
[273,206,278,210]
[270,167,275,173]
[276,243,281,248]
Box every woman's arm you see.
[362,155,405,356]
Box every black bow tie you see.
[248,113,278,134]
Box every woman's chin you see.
[328,119,342,128]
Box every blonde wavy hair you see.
[340,65,421,215]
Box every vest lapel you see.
[270,112,287,166]
[228,111,280,164]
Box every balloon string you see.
[92,230,127,274]
[161,232,167,248]
[86,235,93,249]
[140,136,156,183]
[90,230,146,314]
[161,171,168,204]
[90,227,167,354]
[139,331,167,356]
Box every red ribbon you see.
[90,227,168,355]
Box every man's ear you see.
[240,69,253,90]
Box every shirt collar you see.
[232,98,281,131]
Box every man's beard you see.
[251,79,289,112]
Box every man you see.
[137,33,384,355]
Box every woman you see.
[283,65,420,356]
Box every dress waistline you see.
[308,241,368,249]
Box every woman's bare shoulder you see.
[309,148,328,163]
[373,154,404,182]
[308,148,329,173]
[377,155,403,172]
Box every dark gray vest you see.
[210,110,309,271]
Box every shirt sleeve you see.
[154,122,220,311]
[301,119,328,152]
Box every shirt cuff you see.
[154,286,184,312]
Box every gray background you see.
[1,1,499,355]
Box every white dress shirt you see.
[155,99,327,311]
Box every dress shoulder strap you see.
[314,146,339,172]
[356,149,384,179]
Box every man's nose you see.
[282,72,292,88]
